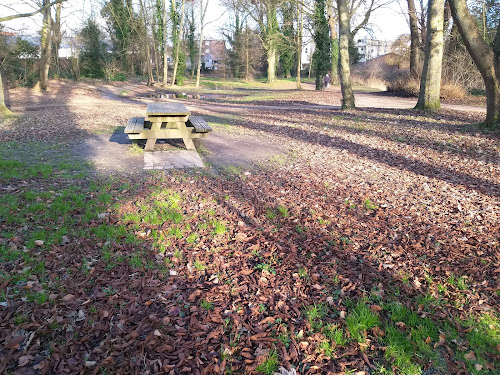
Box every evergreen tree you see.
[312,0,330,90]
[101,0,133,71]
[79,18,107,78]
[279,4,296,78]
[226,12,244,78]
[187,6,196,77]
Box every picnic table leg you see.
[182,138,196,150]
[145,138,157,151]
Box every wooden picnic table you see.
[125,102,212,151]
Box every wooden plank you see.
[133,117,145,133]
[145,115,189,123]
[124,117,136,133]
[125,117,145,134]
[146,102,190,116]
[128,128,207,140]
[187,116,212,133]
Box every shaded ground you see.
[0,79,499,375]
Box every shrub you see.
[386,73,466,100]
[112,72,126,81]
[439,83,466,100]
[386,74,420,97]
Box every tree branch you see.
[0,0,67,23]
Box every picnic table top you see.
[147,102,190,116]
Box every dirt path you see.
[7,81,486,114]
[3,80,489,175]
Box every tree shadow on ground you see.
[240,109,499,164]
[201,111,500,198]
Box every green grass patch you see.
[255,349,279,375]
[346,301,381,343]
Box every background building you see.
[355,37,391,63]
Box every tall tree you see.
[139,0,154,85]
[337,0,354,108]
[171,0,186,85]
[53,2,62,75]
[101,0,133,72]
[407,0,420,77]
[0,0,67,114]
[416,0,444,109]
[296,0,303,89]
[195,0,210,87]
[39,0,53,90]
[449,0,499,126]
[162,0,169,84]
[326,0,338,83]
[187,5,196,78]
[312,0,331,90]
[79,19,107,78]
[239,0,283,83]
[279,3,295,79]
[226,11,244,78]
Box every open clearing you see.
[0,79,498,375]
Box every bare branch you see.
[0,0,67,22]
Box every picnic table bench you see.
[124,103,212,151]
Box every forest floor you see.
[0,78,499,375]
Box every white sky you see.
[1,0,409,42]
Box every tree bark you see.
[326,0,338,84]
[39,0,53,91]
[416,0,444,109]
[337,0,355,109]
[171,0,185,86]
[53,2,62,76]
[296,0,303,89]
[0,71,13,116]
[266,43,277,83]
[407,0,420,78]
[449,0,499,126]
[246,23,250,81]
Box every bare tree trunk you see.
[267,43,277,83]
[39,0,53,91]
[337,0,354,109]
[308,51,312,78]
[246,24,250,80]
[152,18,161,83]
[449,0,499,126]
[53,2,62,76]
[419,0,427,47]
[416,0,444,109]
[296,0,302,89]
[139,0,153,85]
[195,0,209,87]
[407,0,420,78]
[326,0,338,84]
[171,0,185,86]
[0,71,13,116]
[162,0,168,85]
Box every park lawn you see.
[0,81,499,374]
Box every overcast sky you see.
[1,0,409,42]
